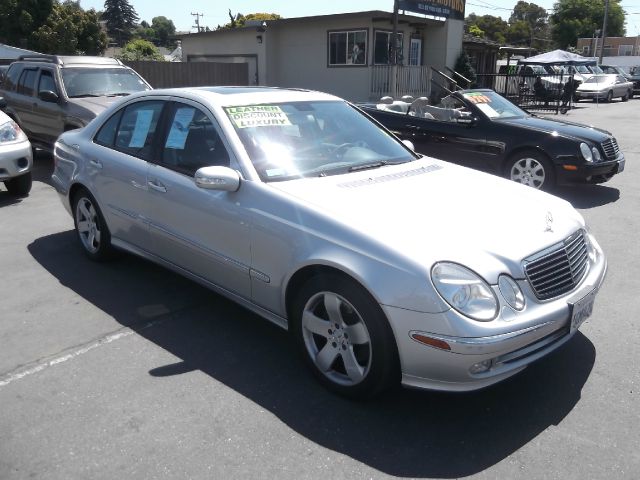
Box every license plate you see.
[569,290,596,333]
[617,158,625,173]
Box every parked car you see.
[52,87,607,398]
[0,55,151,151]
[599,64,631,81]
[361,89,625,190]
[627,66,640,94]
[0,109,32,196]
[575,74,634,102]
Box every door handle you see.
[89,158,102,169]
[148,180,167,193]
[130,180,147,190]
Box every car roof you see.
[15,55,124,67]
[125,86,343,106]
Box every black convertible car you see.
[361,89,625,190]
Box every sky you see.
[78,0,640,36]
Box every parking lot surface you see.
[1,99,639,479]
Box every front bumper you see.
[0,140,32,181]
[384,236,607,392]
[555,153,624,185]
[576,91,610,100]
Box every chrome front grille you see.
[601,137,620,160]
[524,230,589,300]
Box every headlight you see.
[0,120,27,144]
[591,147,601,162]
[431,262,498,321]
[580,143,593,162]
[498,275,525,311]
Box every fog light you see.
[469,359,493,374]
[17,157,28,169]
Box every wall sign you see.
[398,0,465,20]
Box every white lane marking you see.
[0,330,134,388]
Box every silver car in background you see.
[52,87,607,398]
[576,74,634,102]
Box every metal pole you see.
[390,0,399,98]
[599,0,610,64]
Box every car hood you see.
[71,96,120,116]
[496,115,611,143]
[577,82,615,92]
[270,158,583,280]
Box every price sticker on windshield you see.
[463,92,492,104]
[225,105,292,129]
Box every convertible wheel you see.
[506,151,555,191]
[4,172,32,197]
[73,188,113,261]
[606,90,613,103]
[291,274,399,399]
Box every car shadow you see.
[28,231,597,478]
[554,184,620,209]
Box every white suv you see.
[0,109,32,196]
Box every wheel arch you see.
[502,145,551,174]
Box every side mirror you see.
[38,90,59,103]
[0,96,6,109]
[195,166,240,192]
[401,139,415,151]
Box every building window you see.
[328,30,367,66]
[374,30,404,65]
[619,44,633,56]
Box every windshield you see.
[589,65,603,74]
[225,101,415,182]
[631,66,640,75]
[457,91,527,120]
[61,68,150,98]
[584,75,612,84]
[574,65,591,74]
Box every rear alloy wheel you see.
[506,151,555,191]
[4,172,32,197]
[73,189,113,261]
[606,90,613,102]
[291,275,399,399]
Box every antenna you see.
[191,12,204,33]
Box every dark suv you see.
[0,55,151,151]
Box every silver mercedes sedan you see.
[52,87,607,399]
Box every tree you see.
[102,0,139,46]
[31,1,107,54]
[454,51,476,87]
[0,0,54,48]
[118,39,164,61]
[465,13,509,44]
[506,1,549,51]
[550,0,625,50]
[219,11,282,29]
[151,16,176,47]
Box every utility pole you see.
[599,0,610,64]
[390,0,399,98]
[191,12,204,33]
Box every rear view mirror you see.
[195,166,240,192]
[38,90,59,103]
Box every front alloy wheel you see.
[507,152,554,190]
[292,275,399,399]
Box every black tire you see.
[505,150,556,191]
[290,274,399,399]
[72,188,113,261]
[622,90,630,102]
[4,171,32,197]
[606,90,613,103]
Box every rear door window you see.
[17,69,37,96]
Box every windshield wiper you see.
[68,94,102,98]
[348,161,388,172]
[106,92,131,97]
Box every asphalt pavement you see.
[1,99,639,479]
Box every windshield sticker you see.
[128,109,154,148]
[475,103,499,118]
[463,92,492,104]
[165,107,196,149]
[225,105,292,129]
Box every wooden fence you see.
[123,61,249,88]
